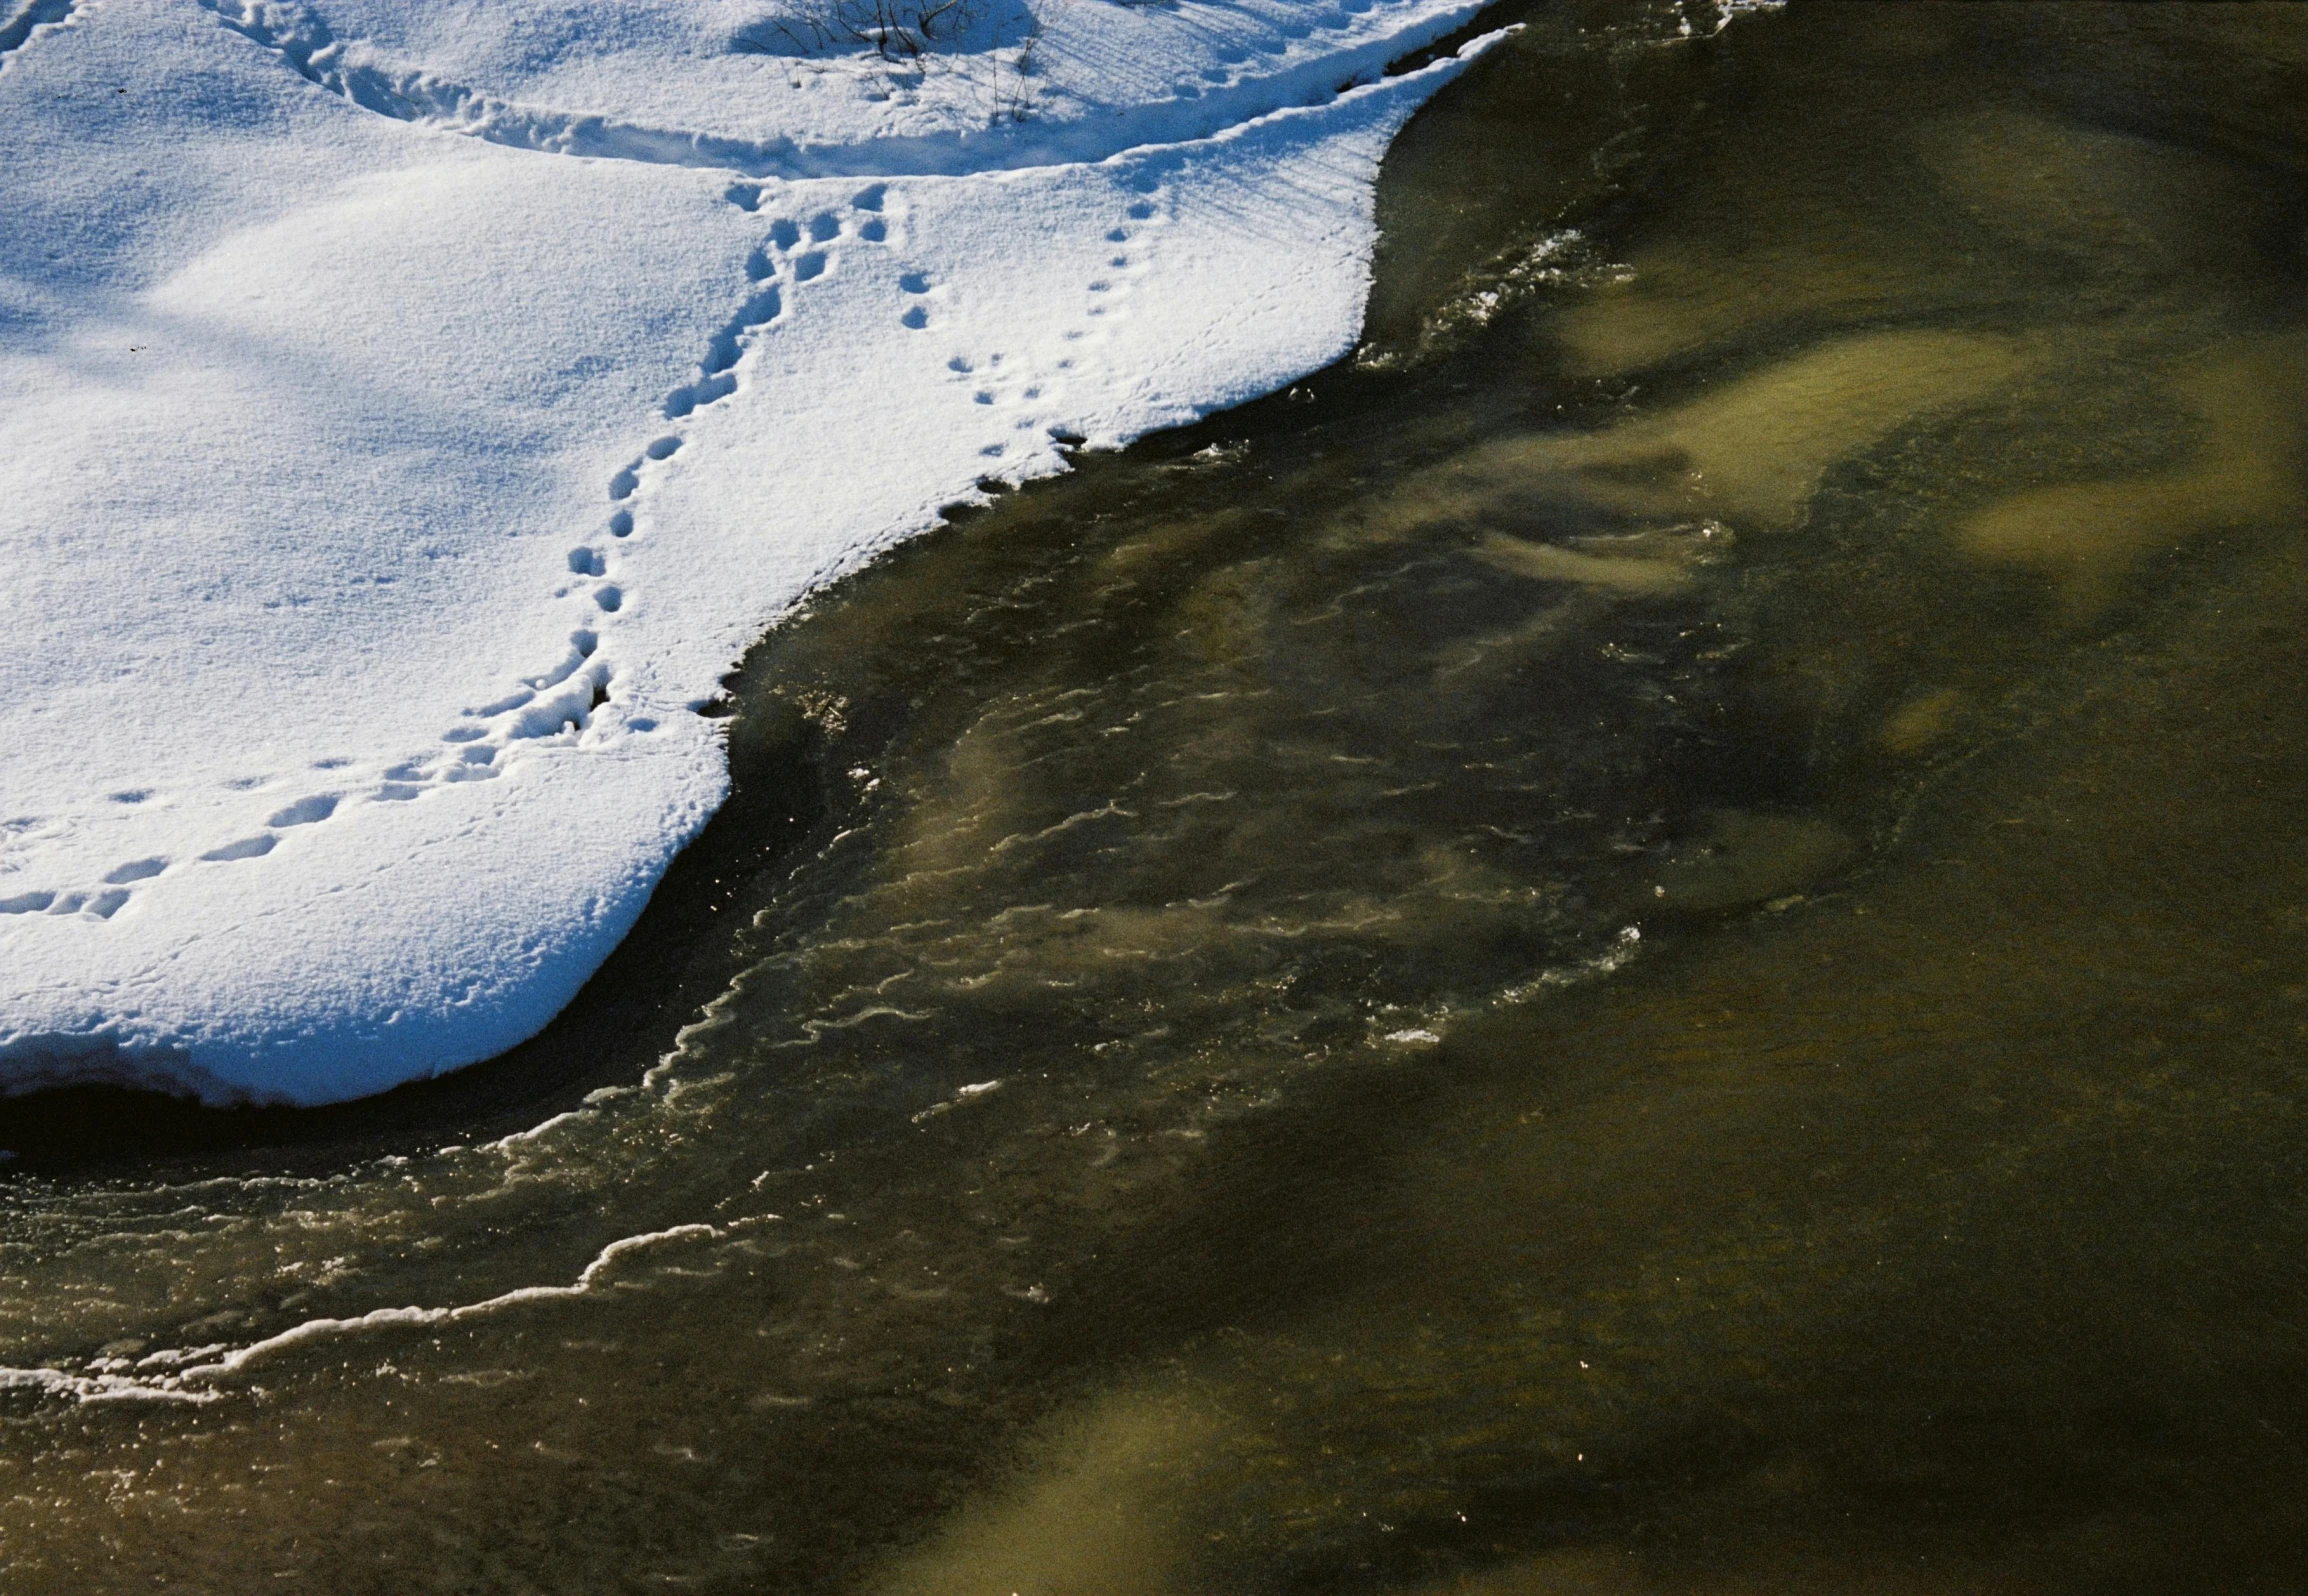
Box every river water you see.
[5,3,2308,1590]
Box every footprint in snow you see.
[201,834,276,863]
[268,795,337,828]
[899,269,938,330]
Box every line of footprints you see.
[7,179,1163,922]
[950,183,1165,463]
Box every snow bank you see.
[0,0,1500,1104]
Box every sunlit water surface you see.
[5,4,2308,1590]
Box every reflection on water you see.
[6,3,2308,1590]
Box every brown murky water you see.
[5,3,2308,1590]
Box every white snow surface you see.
[0,0,1499,1104]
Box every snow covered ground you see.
[0,0,1501,1104]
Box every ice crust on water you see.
[0,0,1498,1105]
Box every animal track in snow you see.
[660,195,887,425]
[201,835,276,863]
[267,795,338,827]
[0,887,130,919]
[940,186,1165,469]
[898,268,942,331]
[192,0,1474,183]
[379,183,902,807]
[17,189,847,923]
[20,108,1190,922]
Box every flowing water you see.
[6,3,2308,1590]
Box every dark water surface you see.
[7,4,2308,1590]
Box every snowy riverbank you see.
[0,0,1502,1103]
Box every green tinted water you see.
[5,4,2308,1590]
